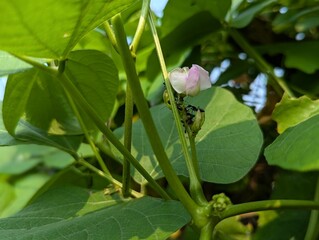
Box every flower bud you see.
[169,64,211,97]
[191,109,205,136]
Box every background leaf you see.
[0,186,190,240]
[0,0,136,58]
[113,87,263,184]
[272,94,319,133]
[265,114,319,171]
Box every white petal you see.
[169,68,188,93]
[192,64,211,90]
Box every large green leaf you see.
[0,0,136,58]
[65,50,119,125]
[272,94,319,133]
[0,51,34,76]
[0,186,190,239]
[3,68,81,136]
[265,114,319,171]
[113,87,263,184]
[197,0,231,20]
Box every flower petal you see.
[186,66,201,96]
[169,67,188,93]
[192,64,211,91]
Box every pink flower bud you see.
[169,64,211,96]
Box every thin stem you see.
[58,72,170,200]
[122,85,133,197]
[130,0,151,56]
[63,81,112,177]
[77,156,143,198]
[112,14,202,222]
[103,21,118,52]
[228,29,295,98]
[305,176,319,240]
[221,200,319,220]
[148,12,206,206]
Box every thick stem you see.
[221,200,319,220]
[112,14,201,221]
[122,85,133,197]
[228,29,295,98]
[148,12,206,206]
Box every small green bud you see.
[190,109,205,136]
[163,90,172,109]
[211,193,232,215]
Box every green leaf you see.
[229,0,276,28]
[265,114,319,171]
[272,94,319,133]
[3,68,81,135]
[197,0,232,20]
[253,171,316,240]
[113,87,263,184]
[0,144,74,174]
[65,50,119,125]
[0,186,190,239]
[257,41,319,74]
[0,0,136,58]
[0,51,33,76]
[0,173,51,218]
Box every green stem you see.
[305,176,319,240]
[112,14,202,222]
[147,12,206,206]
[122,85,133,197]
[199,220,214,240]
[58,72,170,200]
[77,156,143,198]
[228,29,295,98]
[63,80,112,177]
[130,0,150,56]
[103,21,118,52]
[221,200,319,220]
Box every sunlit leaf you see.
[0,0,137,58]
[272,94,319,133]
[0,186,190,239]
[265,114,319,171]
[113,87,263,184]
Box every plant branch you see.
[57,72,170,200]
[228,28,295,98]
[130,0,150,56]
[147,12,207,206]
[221,199,319,220]
[112,14,204,223]
[122,85,133,197]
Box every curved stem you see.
[221,200,319,220]
[130,0,150,56]
[122,85,133,197]
[305,176,319,240]
[112,13,201,222]
[103,21,118,52]
[148,12,206,206]
[228,28,295,98]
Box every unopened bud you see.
[163,90,172,109]
[191,109,205,136]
